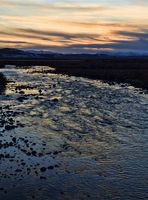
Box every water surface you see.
[0,65,148,200]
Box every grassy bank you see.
[0,57,148,89]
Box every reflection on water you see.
[0,65,148,200]
[0,72,7,94]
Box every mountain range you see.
[0,48,148,59]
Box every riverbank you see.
[0,73,7,94]
[0,57,148,89]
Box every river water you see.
[0,65,148,200]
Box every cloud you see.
[115,30,148,40]
[0,0,107,13]
[5,28,147,53]
[0,25,148,53]
[0,40,29,44]
[0,0,148,53]
[63,30,148,52]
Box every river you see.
[0,65,148,200]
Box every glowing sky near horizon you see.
[0,0,148,53]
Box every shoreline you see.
[0,57,148,90]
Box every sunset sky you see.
[0,0,148,53]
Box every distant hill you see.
[0,48,61,59]
[0,48,147,60]
[0,48,34,58]
[0,48,100,59]
[0,48,24,54]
